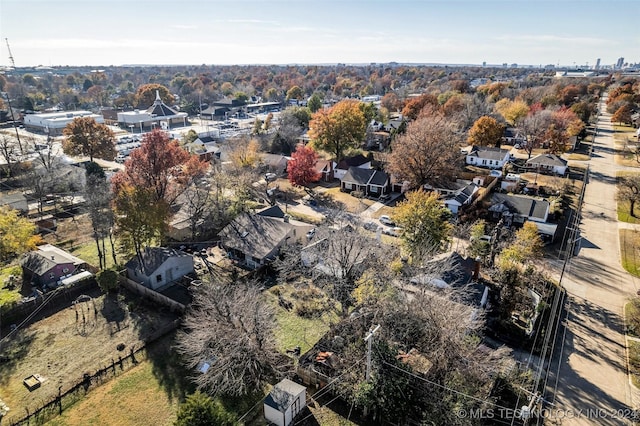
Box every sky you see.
[0,0,638,68]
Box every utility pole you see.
[364,324,381,382]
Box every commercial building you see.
[23,111,104,136]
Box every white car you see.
[379,215,394,226]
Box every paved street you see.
[544,96,640,425]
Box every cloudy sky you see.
[1,0,638,67]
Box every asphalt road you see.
[543,95,640,425]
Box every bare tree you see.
[181,185,212,240]
[85,172,114,269]
[175,280,287,396]
[0,132,19,177]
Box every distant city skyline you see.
[0,0,638,68]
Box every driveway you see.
[543,95,640,425]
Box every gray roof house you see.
[340,167,390,197]
[466,146,511,169]
[218,206,314,269]
[125,247,194,290]
[489,193,550,224]
[526,154,568,176]
[21,244,87,288]
[443,183,478,214]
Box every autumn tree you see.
[287,144,320,187]
[521,109,553,159]
[228,135,261,169]
[175,280,284,396]
[468,220,490,260]
[467,116,505,147]
[0,206,40,262]
[285,85,304,101]
[309,99,366,161]
[498,222,544,267]
[134,83,174,108]
[393,190,452,261]
[112,129,206,206]
[495,98,529,126]
[616,175,640,217]
[612,104,633,125]
[381,92,402,112]
[387,113,462,189]
[62,117,116,162]
[401,93,439,121]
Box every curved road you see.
[545,95,640,425]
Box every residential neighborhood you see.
[0,39,639,426]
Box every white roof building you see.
[24,111,104,135]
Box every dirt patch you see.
[42,214,95,250]
[0,290,178,418]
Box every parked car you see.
[379,215,395,226]
[489,170,503,178]
[379,194,391,202]
[382,226,402,237]
[115,154,127,163]
[363,221,378,231]
[265,172,277,182]
[306,228,316,239]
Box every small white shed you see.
[264,379,307,426]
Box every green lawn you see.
[620,229,640,277]
[46,361,180,426]
[268,284,339,355]
[68,239,132,270]
[0,264,25,307]
[617,201,640,224]
[628,340,640,389]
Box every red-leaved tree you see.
[287,144,321,187]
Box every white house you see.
[443,183,478,214]
[465,146,511,169]
[125,247,194,290]
[264,379,307,426]
[526,154,568,176]
[24,111,104,136]
[333,154,371,181]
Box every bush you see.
[175,391,236,426]
[96,269,119,293]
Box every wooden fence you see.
[117,276,186,314]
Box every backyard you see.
[620,229,640,277]
[0,288,179,424]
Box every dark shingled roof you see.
[342,167,375,185]
[490,193,549,221]
[124,247,191,276]
[369,170,389,186]
[146,90,181,117]
[336,154,369,170]
[468,146,510,161]
[218,214,293,260]
[526,153,567,167]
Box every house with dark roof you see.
[218,206,314,269]
[333,154,371,180]
[125,247,194,290]
[410,252,488,310]
[0,192,28,213]
[261,154,290,176]
[526,153,568,176]
[489,193,550,225]
[502,127,526,146]
[442,182,479,214]
[21,244,87,288]
[340,166,389,196]
[465,146,511,169]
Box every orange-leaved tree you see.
[63,117,116,162]
[309,99,366,162]
[467,116,505,147]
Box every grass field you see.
[620,229,640,277]
[0,264,24,306]
[268,283,339,355]
[617,201,640,224]
[0,290,179,422]
[46,360,179,426]
[628,340,640,389]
